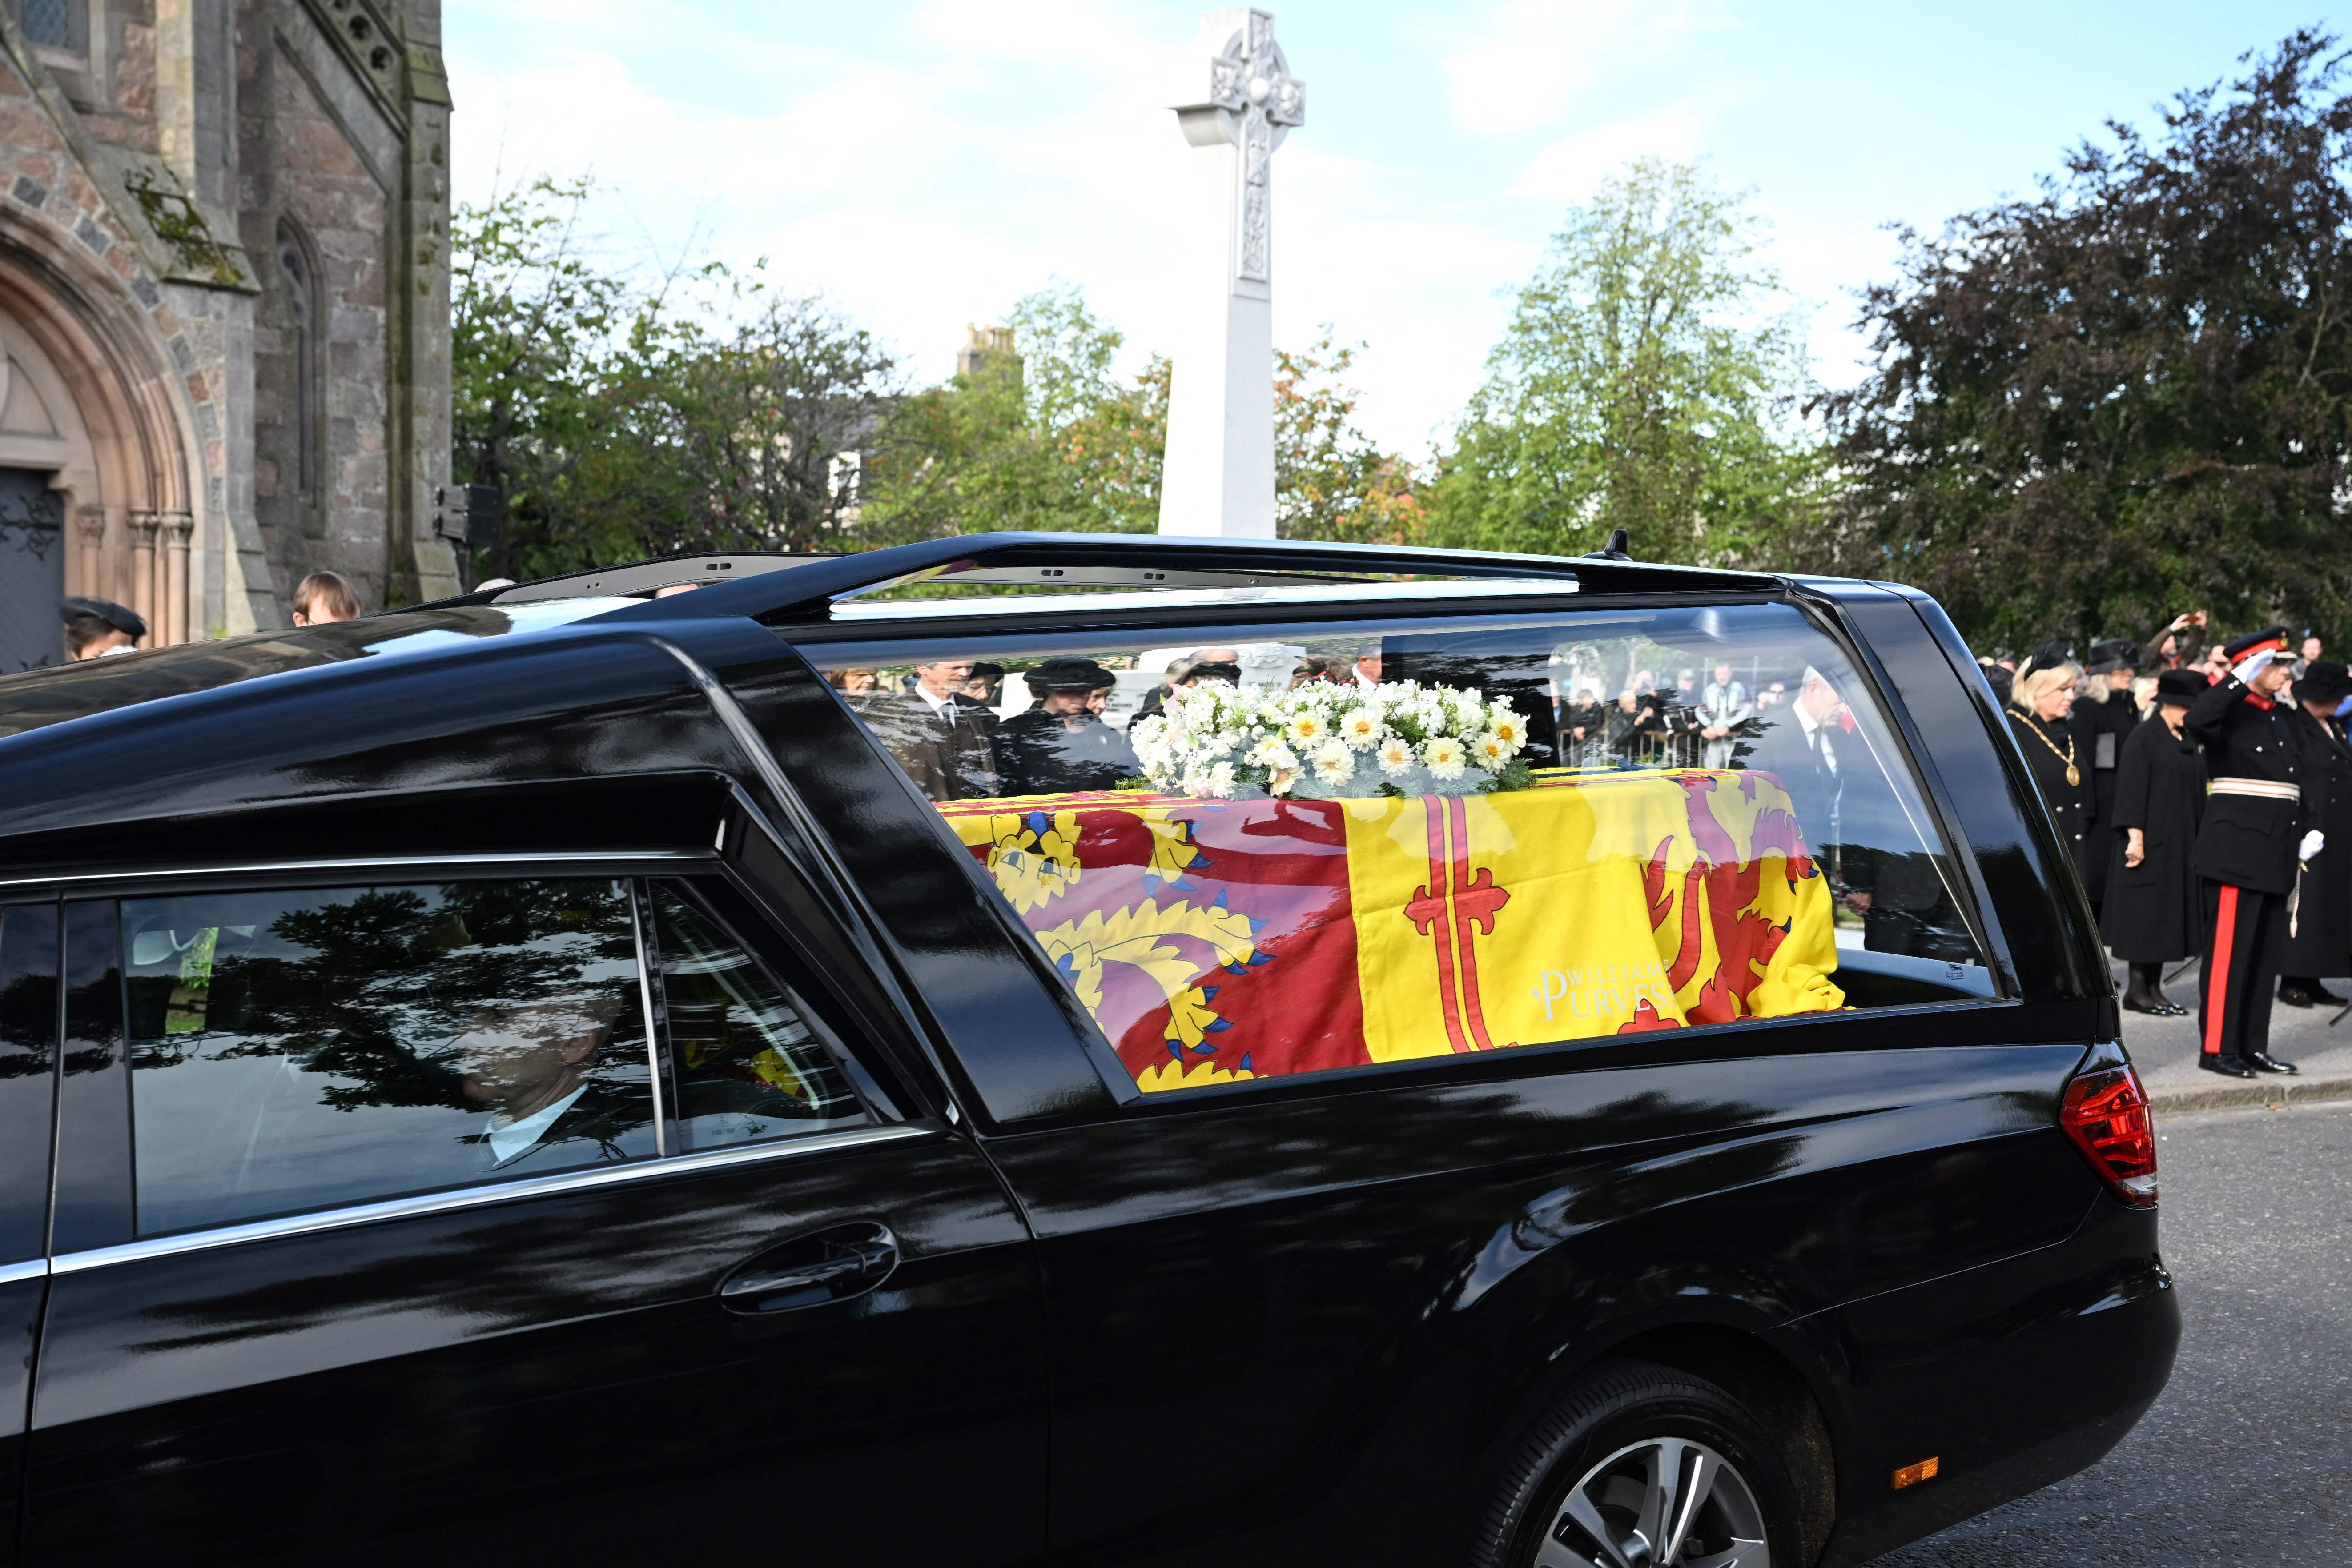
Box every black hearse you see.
[0,535,2173,1567]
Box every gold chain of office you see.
[2009,708,2080,787]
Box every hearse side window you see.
[123,878,656,1236]
[647,883,868,1151]
[818,604,1995,1095]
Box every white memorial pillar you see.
[1158,9,1306,539]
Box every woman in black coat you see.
[2007,658,2097,888]
[2277,660,2352,1007]
[2101,669,2208,1013]
[2071,640,2143,918]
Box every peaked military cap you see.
[2223,625,2292,662]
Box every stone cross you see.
[1158,9,1306,539]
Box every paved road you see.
[2116,959,2352,1109]
[1878,1099,2352,1564]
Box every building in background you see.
[0,0,456,672]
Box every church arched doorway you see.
[0,230,200,672]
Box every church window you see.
[19,0,86,55]
[277,223,318,498]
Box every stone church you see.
[0,0,456,672]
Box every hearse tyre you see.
[1477,1359,1819,1568]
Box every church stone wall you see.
[238,8,391,612]
[0,0,450,654]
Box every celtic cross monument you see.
[1157,8,1306,538]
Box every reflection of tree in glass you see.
[151,880,642,1117]
[0,969,52,1079]
[0,910,55,1079]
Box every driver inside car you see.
[456,992,642,1170]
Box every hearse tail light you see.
[2060,1064,2157,1208]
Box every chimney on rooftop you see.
[957,322,1021,384]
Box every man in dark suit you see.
[457,991,655,1171]
[2186,626,2311,1077]
[863,658,1003,801]
[1741,666,1847,863]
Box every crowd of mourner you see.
[1986,615,2352,1079]
[829,616,2350,1085]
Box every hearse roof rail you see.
[456,533,1776,627]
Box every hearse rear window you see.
[818,604,1993,1094]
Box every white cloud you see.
[444,6,1556,457]
[1442,0,1711,138]
[1510,106,1706,204]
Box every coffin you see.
[935,767,1844,1093]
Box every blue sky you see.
[445,1,2339,456]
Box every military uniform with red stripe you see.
[2185,626,2308,1077]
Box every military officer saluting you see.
[2185,626,2318,1077]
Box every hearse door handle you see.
[720,1223,897,1312]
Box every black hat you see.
[2296,660,2352,706]
[2154,668,2208,706]
[965,661,1005,681]
[2223,625,2292,662]
[2085,638,2139,674]
[1029,658,1118,693]
[1183,660,1241,685]
[62,596,146,638]
[2021,638,2074,673]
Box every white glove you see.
[2301,829,2325,863]
[2231,647,2277,685]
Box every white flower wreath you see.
[1127,678,1531,799]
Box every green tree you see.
[860,282,1167,541]
[1428,157,1824,563]
[454,199,1424,569]
[1815,29,2352,648]
[866,286,1425,545]
[452,179,903,576]
[1275,333,1427,544]
[449,176,634,581]
[607,270,904,557]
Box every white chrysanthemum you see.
[1376,737,1415,775]
[1338,706,1383,750]
[1205,760,1237,798]
[1472,732,1511,772]
[1285,710,1328,746]
[1247,735,1298,770]
[1486,710,1526,751]
[1423,736,1467,781]
[1449,690,1486,731]
[1311,739,1355,785]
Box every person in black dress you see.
[2072,639,2142,919]
[995,659,1140,795]
[2102,669,2207,1013]
[2007,656,2097,887]
[2277,660,2352,1007]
